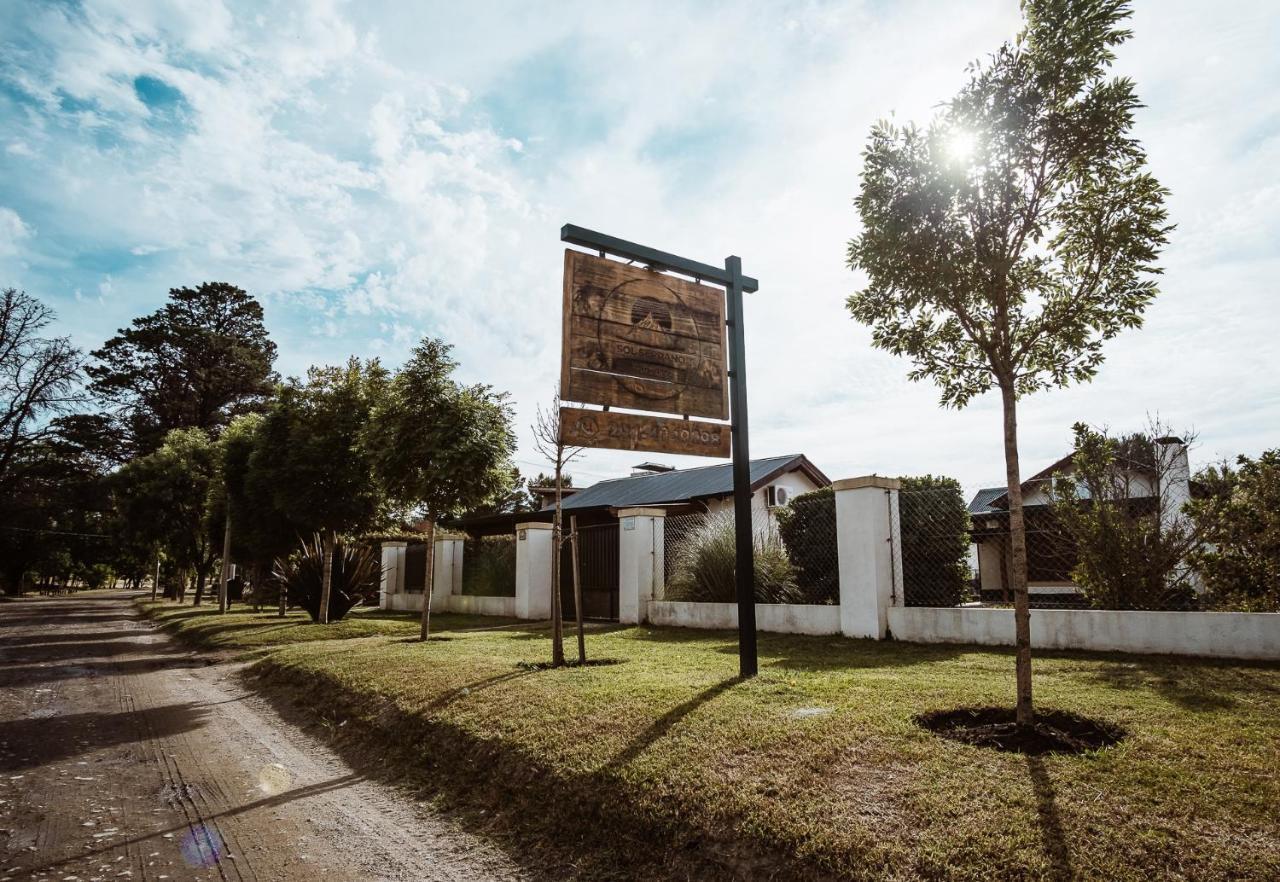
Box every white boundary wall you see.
[888,606,1280,661]
[386,591,516,617]
[647,600,840,635]
[380,533,519,619]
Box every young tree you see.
[88,282,277,456]
[368,338,516,641]
[250,359,388,624]
[531,392,585,666]
[846,0,1170,723]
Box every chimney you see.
[1153,437,1190,514]
[1154,435,1202,592]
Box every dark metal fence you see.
[560,522,619,620]
[461,535,516,597]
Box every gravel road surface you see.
[0,592,527,882]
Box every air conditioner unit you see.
[766,485,790,508]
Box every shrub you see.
[775,487,839,603]
[1187,450,1280,611]
[272,535,382,623]
[665,511,802,604]
[899,475,974,606]
[461,535,517,597]
[1049,424,1200,610]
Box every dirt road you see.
[0,593,527,882]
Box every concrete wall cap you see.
[434,532,467,542]
[515,521,555,531]
[615,507,669,518]
[381,540,409,548]
[832,475,901,492]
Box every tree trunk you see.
[218,510,232,615]
[151,557,160,603]
[278,561,288,618]
[319,529,335,625]
[194,569,207,606]
[571,514,585,664]
[551,462,565,667]
[419,517,437,641]
[1000,381,1034,725]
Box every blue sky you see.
[1,0,1278,494]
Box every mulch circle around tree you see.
[915,706,1126,756]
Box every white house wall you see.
[703,470,822,531]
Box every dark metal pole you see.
[725,255,757,678]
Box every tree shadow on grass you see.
[424,669,538,712]
[1082,658,1280,712]
[603,676,740,772]
[1028,757,1073,882]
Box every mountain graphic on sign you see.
[634,312,664,331]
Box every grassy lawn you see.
[141,599,1280,880]
[137,599,519,650]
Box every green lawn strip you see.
[244,625,1280,881]
[136,599,519,651]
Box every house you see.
[453,453,830,619]
[552,454,829,524]
[967,436,1195,604]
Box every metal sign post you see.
[560,224,759,678]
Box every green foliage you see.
[271,535,381,623]
[1187,450,1280,611]
[113,427,220,583]
[87,282,277,456]
[367,337,516,521]
[775,479,971,607]
[1049,423,1199,610]
[846,0,1170,409]
[250,357,389,537]
[665,512,802,604]
[898,475,974,606]
[775,487,839,602]
[216,413,295,572]
[461,536,517,597]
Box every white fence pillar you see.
[618,508,665,624]
[379,541,407,609]
[834,476,901,639]
[514,522,554,620]
[430,533,466,613]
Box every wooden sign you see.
[560,407,730,459]
[562,249,728,420]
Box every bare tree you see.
[0,289,83,497]
[531,390,586,666]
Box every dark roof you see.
[968,487,1007,515]
[550,454,829,513]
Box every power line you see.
[0,525,112,540]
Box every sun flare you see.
[945,129,977,163]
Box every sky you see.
[1,0,1277,499]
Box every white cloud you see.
[1,0,1278,494]
[0,207,33,257]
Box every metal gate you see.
[560,522,619,621]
